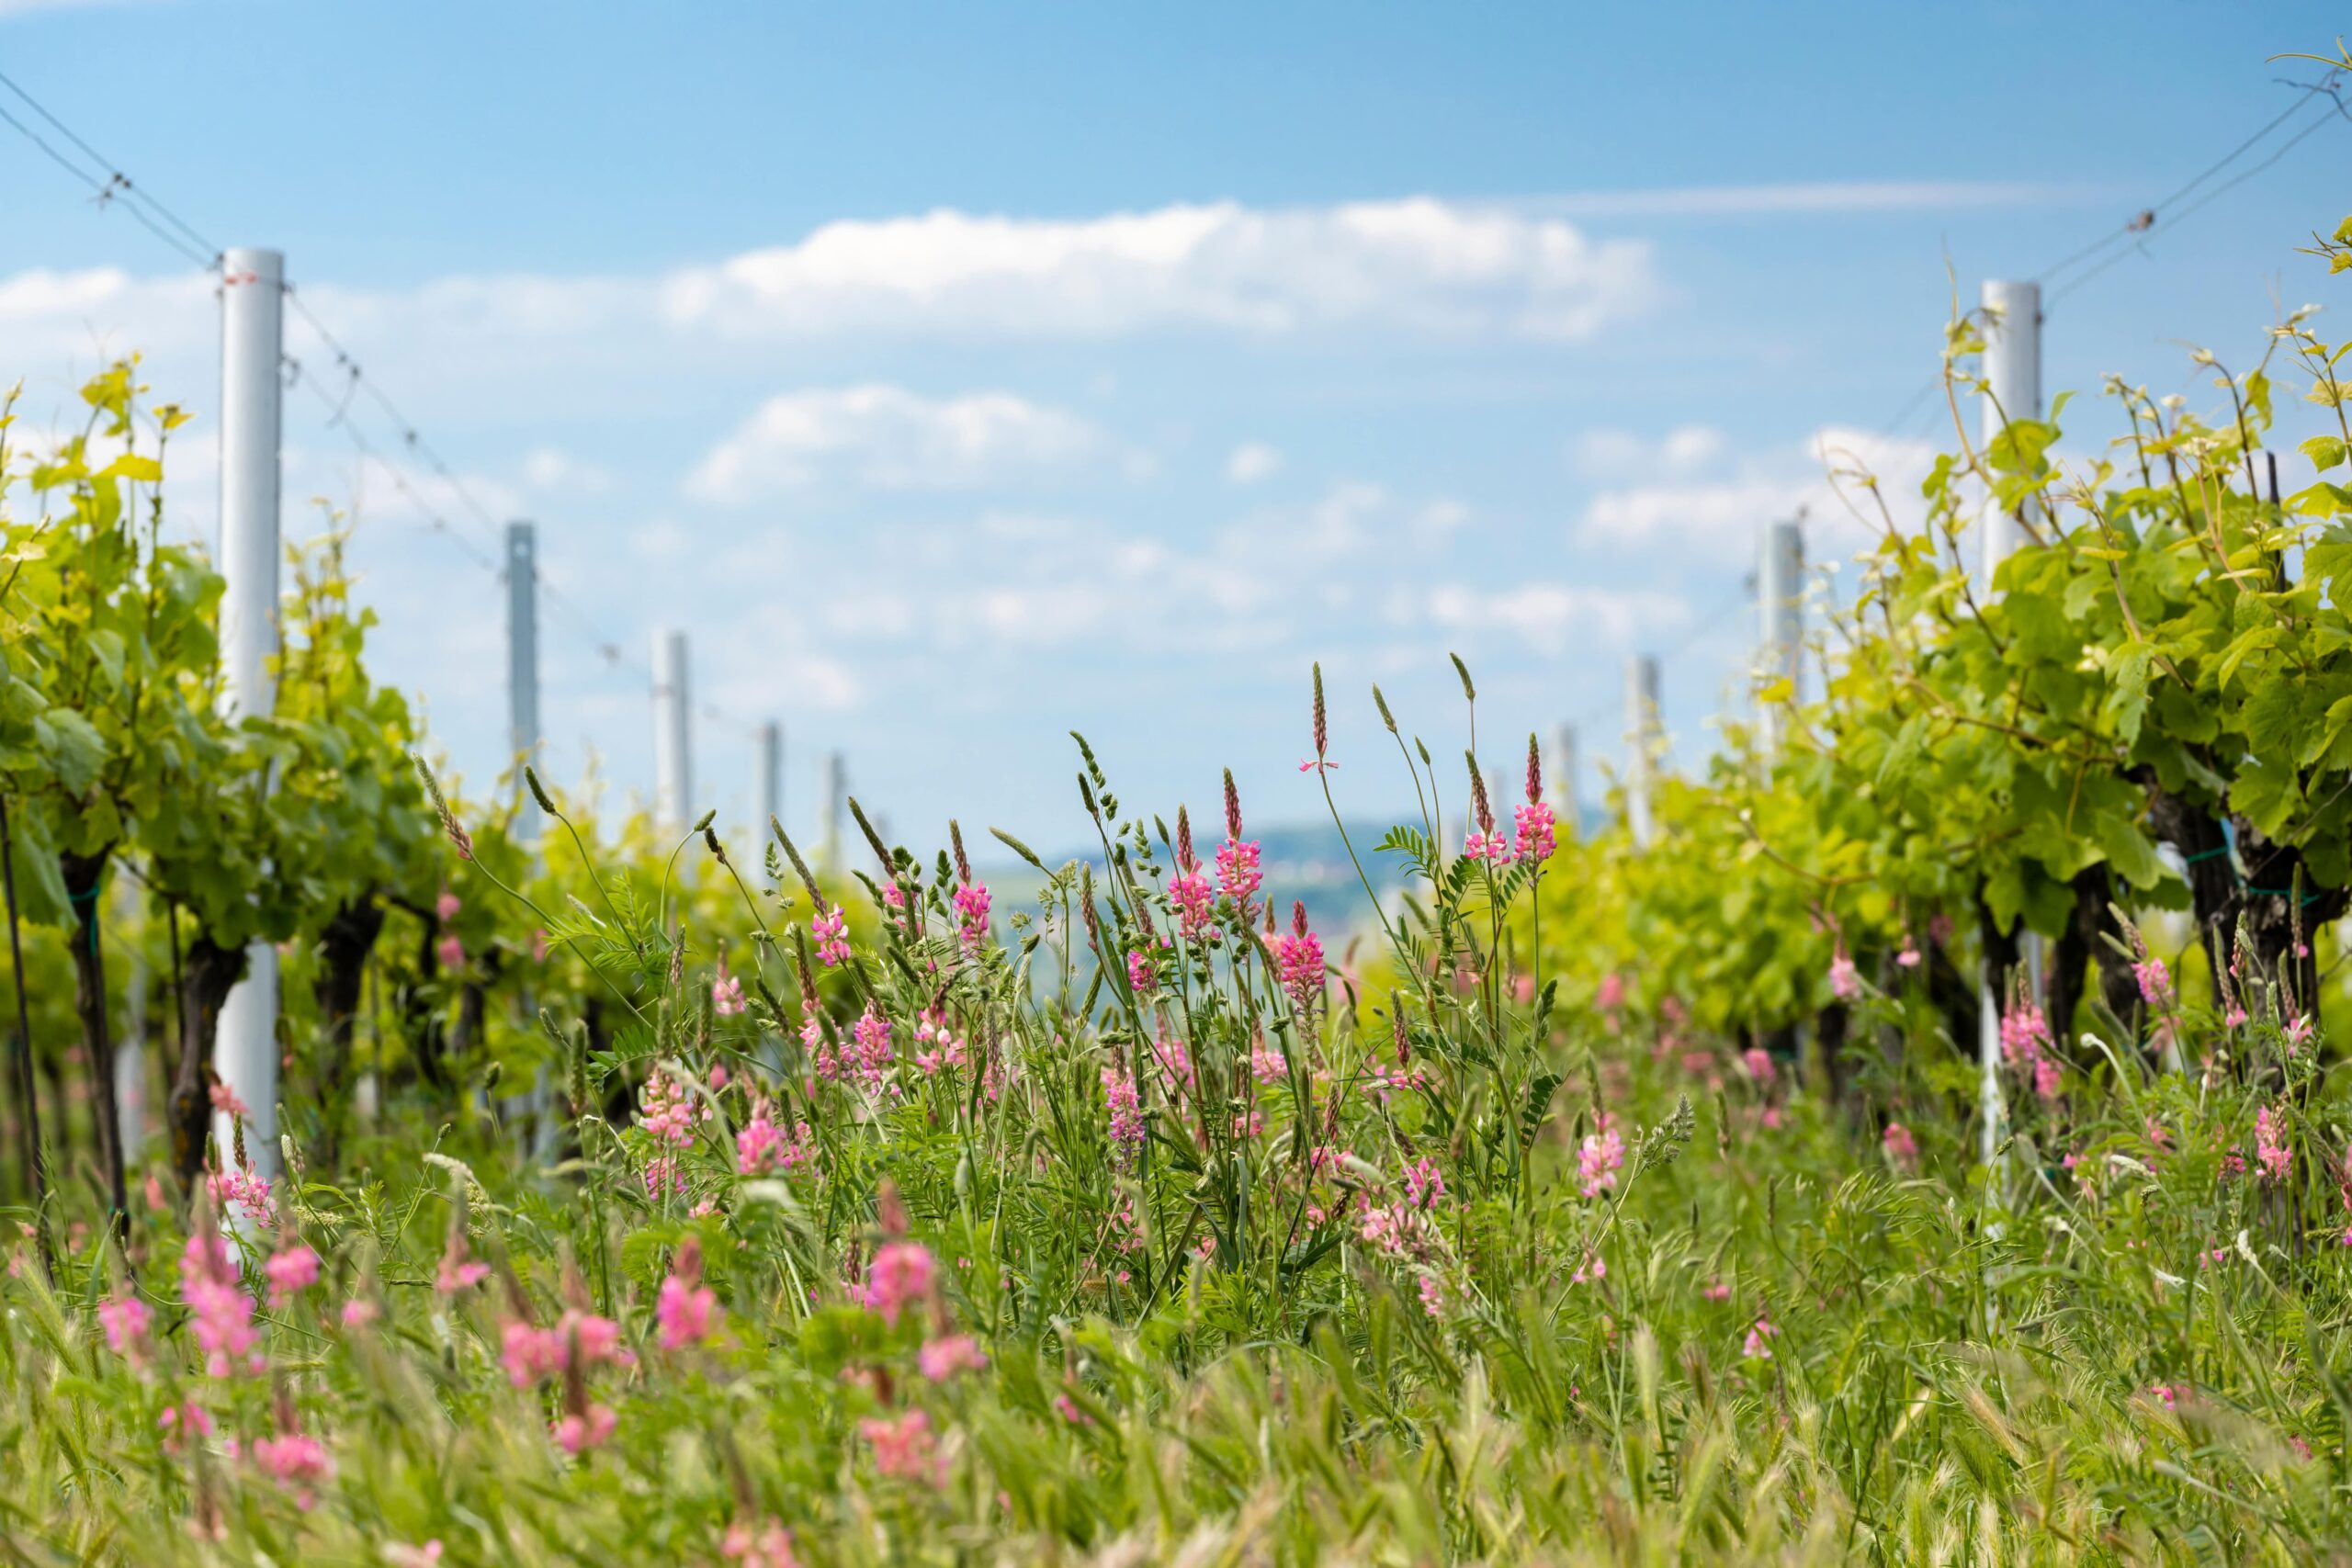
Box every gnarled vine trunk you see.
[1924,931,1978,1061]
[166,934,245,1194]
[58,848,126,1227]
[1978,897,2024,1024]
[2143,778,2235,937]
[2233,818,2349,1020]
[313,894,387,1167]
[2048,863,2143,1056]
[400,914,449,1089]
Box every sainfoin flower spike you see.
[860,1408,943,1484]
[811,903,852,967]
[657,1236,718,1350]
[712,961,747,1017]
[861,1240,936,1325]
[1272,903,1324,1014]
[179,1216,261,1378]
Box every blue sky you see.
[2,1,2347,859]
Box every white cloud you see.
[1576,423,1939,551]
[522,447,614,494]
[1571,423,1724,480]
[1525,180,2098,220]
[0,267,216,366]
[0,0,153,15]
[685,385,1110,502]
[1226,441,1282,484]
[656,198,1656,342]
[1422,582,1684,656]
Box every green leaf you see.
[30,707,106,795]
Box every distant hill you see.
[978,808,1607,941]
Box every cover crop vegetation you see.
[5,114,2352,1568]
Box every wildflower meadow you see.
[10,52,2352,1568]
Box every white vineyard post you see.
[1757,517,1805,761]
[114,874,145,1158]
[213,246,285,1183]
[1625,655,1663,850]
[504,522,559,1160]
[821,751,846,873]
[652,629,693,835]
[507,523,542,843]
[1552,724,1580,838]
[757,721,783,842]
[1978,278,2043,1175]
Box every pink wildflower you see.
[2150,1382,2177,1408]
[553,1404,617,1454]
[2000,1000,2052,1072]
[657,1239,718,1350]
[503,1320,565,1387]
[1250,1039,1286,1084]
[2256,1104,2292,1183]
[1052,1393,1094,1427]
[712,964,747,1018]
[1828,950,1860,1001]
[851,1007,895,1088]
[1882,1122,1918,1166]
[98,1293,152,1366]
[722,1520,800,1568]
[1272,911,1324,1014]
[1895,942,1921,969]
[1358,1203,1425,1258]
[862,1241,936,1325]
[1417,1274,1450,1319]
[861,1408,944,1482]
[1596,973,1625,1013]
[252,1432,333,1506]
[1168,867,1216,941]
[207,1163,276,1224]
[638,1069,697,1151]
[1512,800,1556,865]
[340,1298,379,1329]
[179,1231,260,1378]
[1578,1127,1625,1199]
[1401,1156,1445,1211]
[952,880,991,950]
[2134,955,2174,1010]
[919,1333,989,1382]
[1464,827,1513,866]
[1102,1066,1144,1155]
[1743,1317,1778,1360]
[435,933,467,970]
[435,888,461,922]
[208,1082,253,1120]
[1570,1253,1607,1285]
[264,1242,320,1309]
[811,905,852,967]
[911,1010,969,1075]
[737,1105,813,1177]
[1741,1046,1776,1085]
[1214,838,1262,907]
[158,1403,213,1453]
[435,1224,490,1295]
